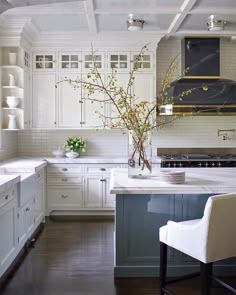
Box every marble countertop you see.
[110,168,236,194]
[0,174,20,194]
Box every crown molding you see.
[32,31,165,48]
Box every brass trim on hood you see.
[183,76,221,79]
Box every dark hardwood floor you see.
[0,220,234,295]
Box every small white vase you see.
[66,151,79,158]
[9,53,17,65]
[8,114,17,129]
[9,74,17,86]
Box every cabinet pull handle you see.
[61,194,68,198]
[61,178,68,182]
[26,207,30,211]
[5,195,9,200]
[61,168,68,171]
[100,179,103,182]
[100,168,106,171]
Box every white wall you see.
[0,131,17,161]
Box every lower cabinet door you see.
[84,176,103,208]
[47,186,83,212]
[0,199,17,277]
[102,176,115,208]
[34,179,44,225]
[17,207,27,248]
[24,198,35,238]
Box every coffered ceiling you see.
[0,0,236,46]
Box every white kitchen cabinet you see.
[82,52,105,72]
[47,186,83,212]
[0,187,17,278]
[84,164,118,209]
[102,176,115,208]
[34,169,45,226]
[58,74,82,127]
[107,52,130,72]
[132,73,155,103]
[81,74,105,128]
[33,52,56,71]
[23,197,35,239]
[58,52,81,71]
[130,52,154,72]
[84,175,103,208]
[32,74,57,128]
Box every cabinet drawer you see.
[47,187,83,208]
[85,165,118,174]
[47,176,83,185]
[0,188,15,208]
[47,164,83,175]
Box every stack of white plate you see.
[160,170,185,184]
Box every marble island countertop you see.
[110,168,236,194]
[0,174,20,194]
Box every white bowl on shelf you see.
[6,96,19,108]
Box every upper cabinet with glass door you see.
[59,52,81,72]
[82,52,105,72]
[33,52,56,71]
[107,53,130,72]
[130,52,153,72]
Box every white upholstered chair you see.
[159,193,236,295]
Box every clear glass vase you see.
[128,130,152,179]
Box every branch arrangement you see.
[56,45,202,173]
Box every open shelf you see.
[0,65,24,71]
[2,107,23,110]
[2,86,23,90]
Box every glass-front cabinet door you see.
[130,52,153,72]
[82,52,104,72]
[107,52,130,72]
[33,53,56,71]
[59,52,81,71]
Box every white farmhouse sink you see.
[0,168,36,207]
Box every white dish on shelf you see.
[6,96,19,108]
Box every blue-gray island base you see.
[111,169,236,277]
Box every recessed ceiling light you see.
[207,15,226,31]
[127,14,144,31]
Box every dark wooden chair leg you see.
[160,242,168,295]
[200,262,212,295]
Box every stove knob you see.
[173,162,176,167]
[167,162,171,168]
[211,162,215,167]
[217,162,222,167]
[198,162,202,167]
[178,162,183,167]
[204,162,209,167]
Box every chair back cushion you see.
[204,193,236,262]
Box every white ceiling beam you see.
[84,0,97,33]
[94,8,180,15]
[190,8,236,15]
[167,0,198,36]
[173,30,236,36]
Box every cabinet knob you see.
[100,168,106,171]
[26,207,30,211]
[5,195,9,200]
[100,179,103,182]
[61,194,68,198]
[61,168,68,171]
[61,178,68,182]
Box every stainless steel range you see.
[158,148,236,168]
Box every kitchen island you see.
[110,168,236,277]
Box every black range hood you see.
[166,37,236,115]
